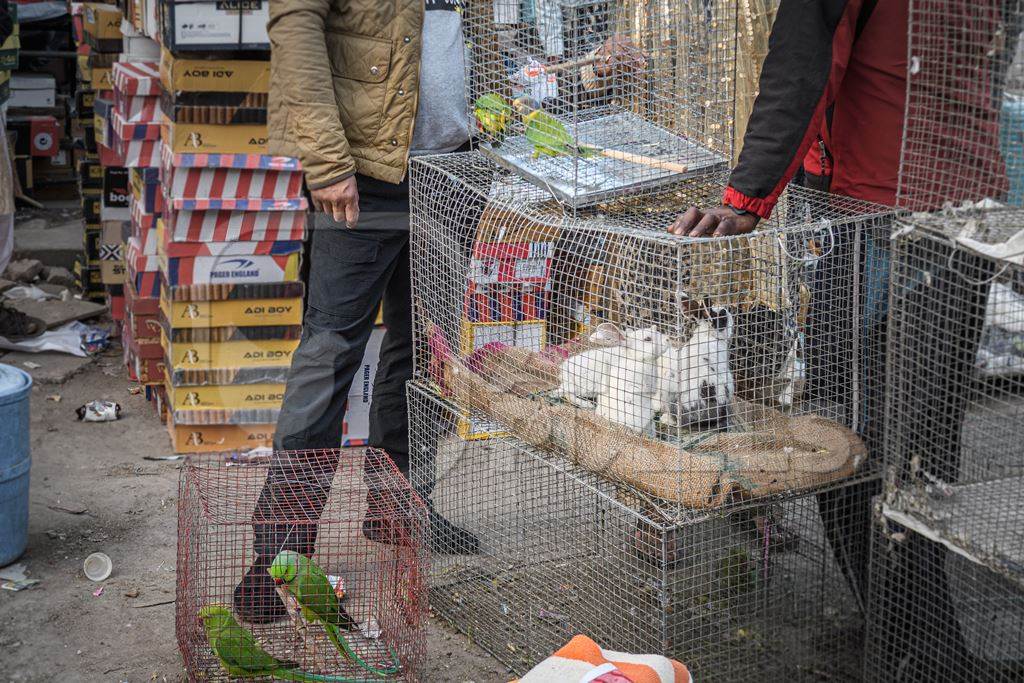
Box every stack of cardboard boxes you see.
[8,3,74,194]
[116,57,163,388]
[64,0,391,451]
[155,51,307,453]
[72,2,122,301]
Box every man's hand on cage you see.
[311,176,360,228]
[667,205,759,238]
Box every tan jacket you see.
[267,0,425,188]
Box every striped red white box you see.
[160,147,304,201]
[117,134,160,168]
[114,91,158,123]
[126,236,161,298]
[161,199,308,243]
[112,61,160,96]
[131,195,158,234]
[113,110,160,141]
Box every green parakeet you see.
[198,604,372,682]
[269,551,399,677]
[473,93,513,140]
[523,109,598,159]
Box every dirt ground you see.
[0,354,509,682]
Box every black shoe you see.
[0,302,44,341]
[232,559,287,624]
[429,509,480,555]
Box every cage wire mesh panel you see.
[176,449,427,681]
[410,152,894,515]
[409,381,869,680]
[466,0,735,206]
[864,207,1024,682]
[898,0,1024,211]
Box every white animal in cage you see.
[591,324,668,436]
[550,322,625,409]
[653,305,735,432]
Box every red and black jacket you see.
[723,0,1010,218]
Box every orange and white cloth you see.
[514,635,692,683]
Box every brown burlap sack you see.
[444,347,864,509]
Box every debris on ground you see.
[46,503,89,515]
[76,400,122,422]
[84,553,113,582]
[142,455,184,462]
[3,258,43,283]
[0,563,39,592]
[42,266,75,288]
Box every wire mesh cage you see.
[410,152,895,515]
[465,0,736,206]
[863,207,1024,681]
[409,381,872,680]
[898,0,1024,211]
[176,449,428,681]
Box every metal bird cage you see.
[465,0,737,206]
[409,152,894,515]
[176,449,428,681]
[864,207,1024,682]
[861,2,1024,679]
[408,381,871,680]
[897,0,1024,212]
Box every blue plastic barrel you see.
[0,363,32,567]
[1000,94,1024,206]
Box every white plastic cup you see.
[83,552,112,582]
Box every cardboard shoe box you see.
[161,120,269,155]
[166,421,276,454]
[160,0,270,52]
[161,146,303,200]
[160,49,269,95]
[159,202,307,243]
[164,381,286,411]
[82,3,124,53]
[159,281,305,329]
[10,74,56,108]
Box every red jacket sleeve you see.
[724,0,864,219]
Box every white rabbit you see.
[653,304,735,432]
[549,322,623,409]
[592,325,668,435]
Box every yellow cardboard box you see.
[160,48,270,94]
[82,3,123,52]
[165,381,286,410]
[160,120,268,154]
[160,295,304,329]
[167,422,276,454]
[161,328,300,370]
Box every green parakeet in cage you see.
[198,604,369,682]
[269,550,400,677]
[523,109,598,159]
[473,93,513,140]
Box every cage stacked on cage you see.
[464,0,737,207]
[410,382,874,680]
[861,1,1024,680]
[407,151,894,676]
[864,208,1024,683]
[176,449,428,681]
